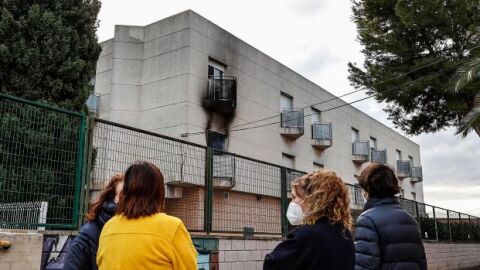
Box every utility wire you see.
[181,44,480,136]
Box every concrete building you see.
[94,10,424,203]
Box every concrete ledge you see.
[0,231,43,270]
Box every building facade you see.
[94,10,423,202]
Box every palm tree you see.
[450,57,480,137]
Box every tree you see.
[0,0,101,227]
[0,0,102,111]
[348,0,480,136]
[450,57,480,137]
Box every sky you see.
[97,0,480,216]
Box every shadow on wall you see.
[40,235,219,270]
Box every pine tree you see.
[0,0,102,111]
[349,0,480,136]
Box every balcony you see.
[371,149,387,164]
[204,76,237,113]
[396,160,411,179]
[410,166,423,183]
[311,123,332,150]
[280,108,304,139]
[212,153,236,189]
[352,140,370,164]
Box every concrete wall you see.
[0,232,43,270]
[94,10,424,202]
[424,241,480,270]
[2,231,480,270]
[215,238,480,270]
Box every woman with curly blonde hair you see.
[263,169,355,270]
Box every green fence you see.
[1,93,480,242]
[0,93,85,229]
[85,117,480,241]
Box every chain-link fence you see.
[2,93,480,242]
[0,93,85,229]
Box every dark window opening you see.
[208,65,224,79]
[207,130,227,151]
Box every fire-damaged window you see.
[208,60,225,79]
[205,59,236,112]
[207,130,228,151]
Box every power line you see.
[184,68,446,136]
[227,70,443,133]
[181,44,480,136]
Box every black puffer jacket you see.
[264,218,355,270]
[63,201,117,270]
[354,197,427,270]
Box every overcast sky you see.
[97,0,480,216]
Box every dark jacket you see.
[354,197,427,270]
[63,201,117,270]
[264,219,355,270]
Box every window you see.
[411,192,417,201]
[396,150,402,161]
[370,137,377,150]
[409,155,414,166]
[208,60,225,79]
[207,130,227,151]
[400,189,405,198]
[313,162,324,171]
[311,107,321,124]
[282,153,295,169]
[280,92,293,111]
[351,128,359,142]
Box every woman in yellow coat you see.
[97,161,197,270]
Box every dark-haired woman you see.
[97,161,197,270]
[355,163,427,270]
[64,173,124,270]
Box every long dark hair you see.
[117,161,165,219]
[86,173,124,221]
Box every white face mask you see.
[286,201,304,225]
[362,193,368,203]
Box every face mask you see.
[362,193,368,203]
[286,201,304,225]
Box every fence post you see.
[415,201,421,234]
[204,147,213,234]
[79,116,96,228]
[73,113,86,229]
[432,206,439,241]
[447,210,452,241]
[280,167,288,238]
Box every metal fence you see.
[86,117,480,241]
[0,93,85,229]
[1,93,480,242]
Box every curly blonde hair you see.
[292,169,353,231]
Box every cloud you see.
[292,46,342,77]
[289,0,330,16]
[413,129,480,186]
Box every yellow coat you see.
[97,213,198,270]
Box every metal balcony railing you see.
[352,140,370,164]
[411,166,423,182]
[281,108,304,129]
[212,153,236,189]
[311,122,332,149]
[371,149,387,164]
[280,108,304,139]
[205,76,237,112]
[396,160,411,179]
